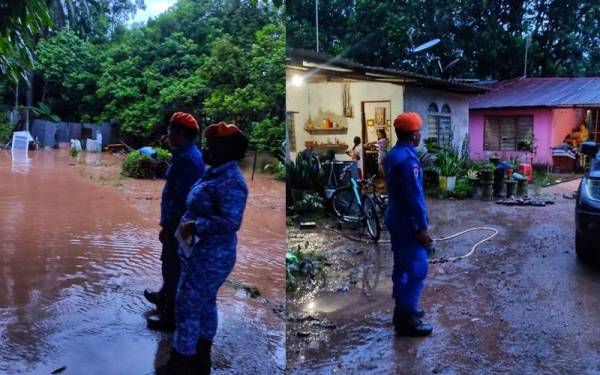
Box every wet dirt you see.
[0,150,285,374]
[287,180,600,374]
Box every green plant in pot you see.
[433,151,461,192]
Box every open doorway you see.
[361,100,392,184]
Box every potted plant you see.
[434,151,461,192]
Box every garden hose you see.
[315,226,498,264]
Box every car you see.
[575,141,600,262]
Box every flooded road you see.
[0,150,285,374]
[287,180,600,374]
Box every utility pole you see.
[315,0,319,52]
[523,36,531,78]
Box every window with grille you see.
[484,115,533,151]
[427,103,452,148]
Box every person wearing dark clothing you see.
[157,122,249,375]
[145,112,205,330]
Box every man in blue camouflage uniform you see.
[384,112,433,337]
[145,112,204,330]
[159,122,248,375]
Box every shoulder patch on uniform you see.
[413,165,419,178]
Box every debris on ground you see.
[51,366,67,374]
[224,279,261,298]
[495,196,555,207]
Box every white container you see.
[86,138,98,152]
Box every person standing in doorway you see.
[145,112,205,330]
[384,112,433,337]
[346,136,363,179]
[366,128,388,180]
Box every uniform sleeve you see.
[160,157,204,231]
[193,178,248,236]
[398,157,428,232]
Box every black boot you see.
[146,308,175,331]
[415,308,425,318]
[195,339,212,374]
[144,289,164,311]
[393,309,432,337]
[156,349,196,375]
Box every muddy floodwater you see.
[0,150,285,374]
[287,179,600,374]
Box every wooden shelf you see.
[304,127,349,135]
[313,144,348,153]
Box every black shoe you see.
[415,308,425,318]
[394,310,433,337]
[156,349,197,375]
[144,289,163,308]
[146,312,175,331]
[195,339,212,374]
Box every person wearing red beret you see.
[145,112,205,331]
[158,122,249,374]
[384,112,433,337]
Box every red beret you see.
[170,112,199,132]
[204,122,241,139]
[394,112,422,131]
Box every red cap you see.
[170,112,199,131]
[204,122,241,139]
[393,112,422,131]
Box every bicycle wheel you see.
[332,187,359,219]
[362,197,381,241]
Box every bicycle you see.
[331,164,381,241]
[363,174,388,218]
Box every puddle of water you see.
[0,150,285,374]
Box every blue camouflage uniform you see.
[384,140,429,314]
[173,160,248,356]
[159,142,205,306]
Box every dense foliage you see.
[1,0,284,154]
[287,0,600,80]
[121,147,172,179]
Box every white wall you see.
[286,74,404,160]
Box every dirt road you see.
[287,179,600,375]
[0,150,285,374]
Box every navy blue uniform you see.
[384,141,429,314]
[173,160,248,356]
[159,142,205,307]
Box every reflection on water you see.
[0,150,285,374]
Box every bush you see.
[121,147,172,179]
[292,192,324,214]
[449,178,476,199]
[264,160,286,181]
[0,117,11,144]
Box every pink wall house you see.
[469,107,578,165]
[468,77,600,166]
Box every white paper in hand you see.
[175,227,197,258]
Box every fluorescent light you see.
[291,74,305,87]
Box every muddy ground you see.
[0,150,285,374]
[287,179,600,375]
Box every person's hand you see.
[159,228,168,244]
[179,221,195,240]
[415,230,433,247]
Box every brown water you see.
[0,150,285,374]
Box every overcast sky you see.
[129,0,177,24]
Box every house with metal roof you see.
[286,48,488,178]
[469,77,600,167]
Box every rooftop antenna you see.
[315,0,319,52]
[410,37,441,75]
